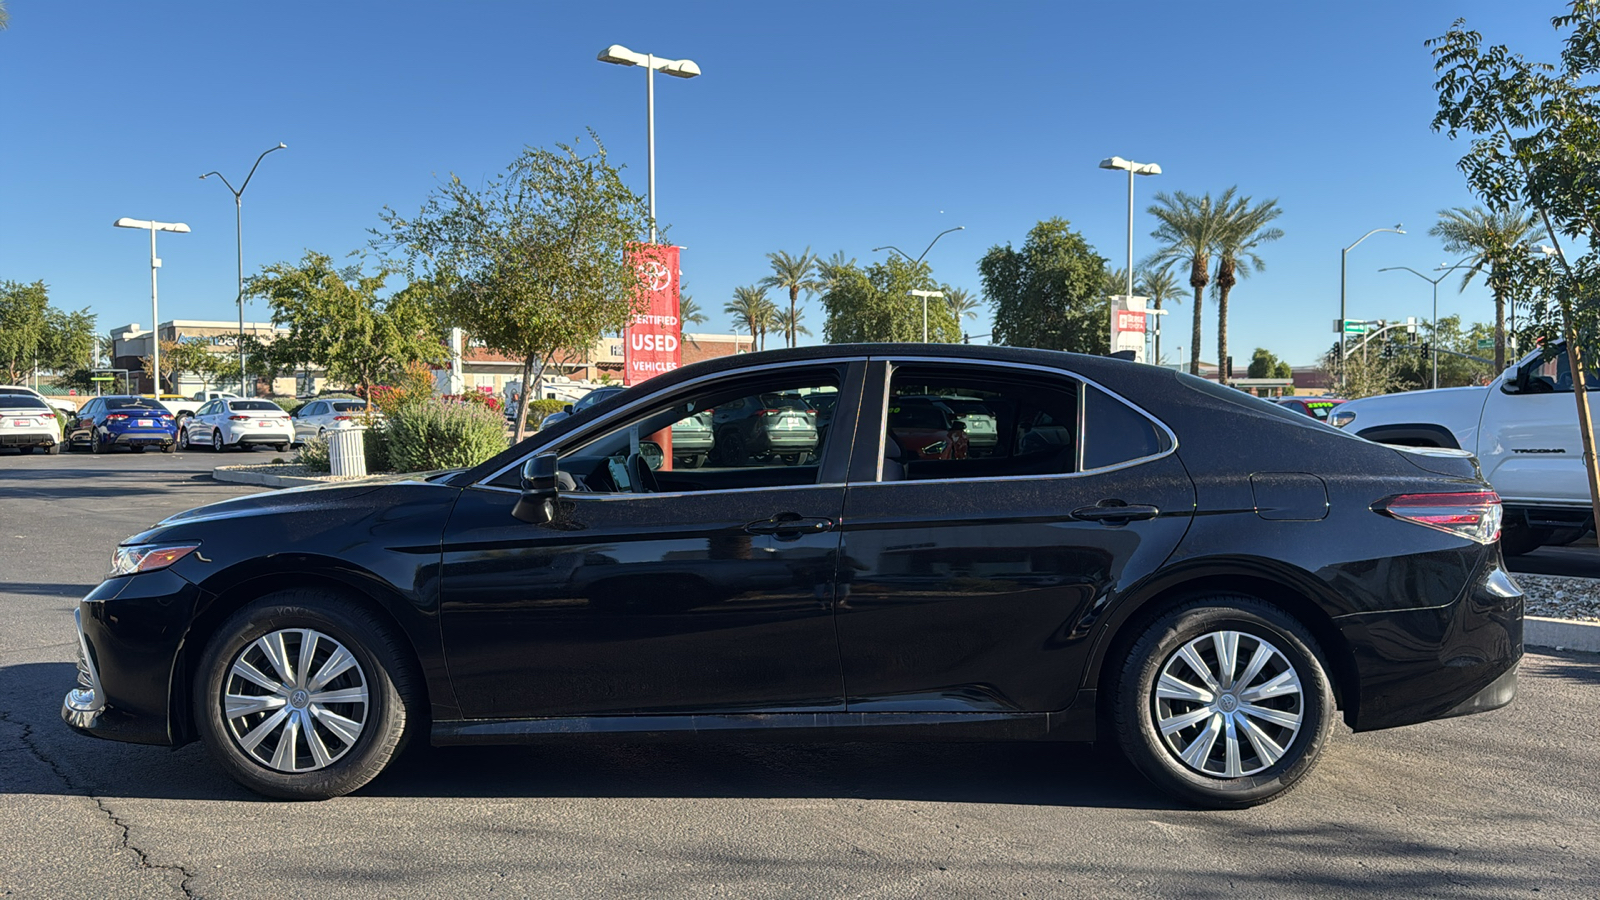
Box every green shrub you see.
[386,399,508,472]
[297,435,331,472]
[526,398,567,429]
[273,396,306,417]
[364,425,391,473]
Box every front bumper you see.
[1337,560,1523,732]
[60,570,202,747]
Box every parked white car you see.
[0,384,78,417]
[0,391,62,454]
[177,398,294,452]
[291,398,380,444]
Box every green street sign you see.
[1344,323,1368,334]
[90,376,115,381]
[1477,338,1494,350]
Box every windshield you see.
[0,395,50,410]
[331,401,368,412]
[230,401,283,412]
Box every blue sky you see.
[0,0,1570,367]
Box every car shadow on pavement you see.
[2,661,1177,810]
[1534,647,1600,686]
[0,581,96,599]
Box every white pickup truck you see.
[1332,344,1596,554]
[160,390,240,420]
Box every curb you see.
[1526,616,1600,654]
[212,468,342,489]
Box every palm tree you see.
[1146,189,1235,377]
[815,251,858,294]
[775,306,811,345]
[1429,205,1547,371]
[755,295,781,350]
[759,248,821,348]
[1136,265,1185,365]
[1210,193,1285,385]
[945,286,979,326]
[1101,267,1131,301]
[678,282,707,333]
[724,285,772,350]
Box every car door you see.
[72,399,100,443]
[438,360,867,720]
[832,358,1196,714]
[190,400,214,443]
[1477,348,1592,505]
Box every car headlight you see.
[110,543,200,577]
[1329,409,1356,429]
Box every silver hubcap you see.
[1152,630,1304,779]
[222,628,369,773]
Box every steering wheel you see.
[626,452,659,494]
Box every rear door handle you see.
[744,515,836,538]
[1071,503,1161,523]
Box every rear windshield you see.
[105,398,166,410]
[331,401,368,412]
[0,395,50,410]
[230,401,283,412]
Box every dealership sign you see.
[623,243,682,386]
[1109,294,1149,363]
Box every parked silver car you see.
[178,398,294,452]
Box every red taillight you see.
[229,415,249,421]
[106,413,128,421]
[160,413,173,419]
[334,415,352,421]
[1374,491,1502,544]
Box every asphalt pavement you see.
[2,449,1598,898]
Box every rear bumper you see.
[0,430,56,446]
[223,425,294,445]
[1337,559,1523,732]
[107,430,175,446]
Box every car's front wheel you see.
[176,427,190,451]
[1113,595,1334,809]
[212,431,225,452]
[193,590,419,800]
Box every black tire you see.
[160,442,174,454]
[176,426,190,451]
[1113,595,1334,809]
[213,430,225,453]
[193,590,420,800]
[275,443,290,453]
[718,429,747,467]
[89,433,102,455]
[129,444,145,454]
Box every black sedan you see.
[62,345,1521,808]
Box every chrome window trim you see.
[478,356,867,489]
[872,356,1179,486]
[469,480,849,499]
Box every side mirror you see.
[562,404,574,414]
[512,453,560,524]
[639,440,664,471]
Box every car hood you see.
[139,472,456,535]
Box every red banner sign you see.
[623,243,682,386]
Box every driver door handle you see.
[744,515,836,537]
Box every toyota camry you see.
[62,344,1521,808]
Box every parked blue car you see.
[66,396,178,454]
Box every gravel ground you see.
[1514,573,1600,622]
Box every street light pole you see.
[113,218,191,397]
[874,228,964,342]
[598,45,701,243]
[201,142,287,395]
[1098,156,1162,302]
[1380,256,1475,390]
[1339,225,1405,392]
[909,290,945,342]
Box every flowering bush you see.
[443,390,503,413]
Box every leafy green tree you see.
[41,307,98,373]
[248,251,444,401]
[0,280,50,383]
[1145,190,1234,374]
[760,248,821,349]
[1246,347,1293,379]
[1430,5,1600,533]
[1136,265,1185,364]
[1324,342,1404,399]
[1212,193,1285,385]
[1428,205,1546,371]
[821,256,959,344]
[377,135,649,439]
[978,218,1108,354]
[815,251,858,295]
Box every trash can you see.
[328,427,367,478]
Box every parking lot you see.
[1,451,1597,897]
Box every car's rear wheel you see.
[130,444,144,454]
[89,433,101,455]
[213,431,225,452]
[176,427,190,451]
[193,590,419,800]
[1113,595,1334,809]
[275,443,290,453]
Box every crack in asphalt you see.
[0,708,198,899]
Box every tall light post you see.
[875,227,965,342]
[1379,256,1474,390]
[597,45,701,243]
[909,290,945,342]
[201,142,288,395]
[1098,157,1162,303]
[113,218,191,397]
[1339,225,1405,391]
